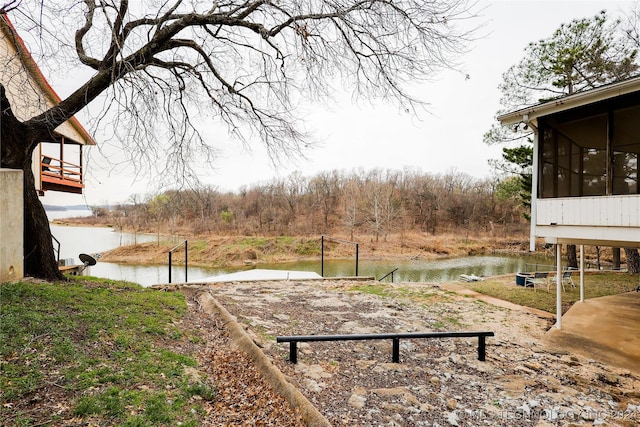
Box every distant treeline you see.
[95,169,528,238]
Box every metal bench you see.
[277,331,495,364]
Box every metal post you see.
[392,337,400,363]
[556,244,562,329]
[579,244,584,302]
[289,341,298,363]
[478,336,486,361]
[184,240,188,283]
[321,235,324,277]
[355,243,359,276]
[168,251,172,283]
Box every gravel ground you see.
[207,279,640,427]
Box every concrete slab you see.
[543,291,640,373]
[194,269,322,283]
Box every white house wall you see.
[536,196,640,246]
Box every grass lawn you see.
[0,277,215,426]
[460,271,639,314]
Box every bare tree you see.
[1,0,478,279]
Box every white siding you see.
[537,196,640,227]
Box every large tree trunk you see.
[624,248,640,274]
[566,244,578,269]
[1,85,65,281]
[612,247,621,270]
[22,161,65,281]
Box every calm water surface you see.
[48,220,553,287]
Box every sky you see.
[42,0,637,207]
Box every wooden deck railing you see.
[41,155,84,193]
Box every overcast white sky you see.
[43,0,636,207]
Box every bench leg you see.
[289,341,298,364]
[478,336,486,361]
[392,337,400,363]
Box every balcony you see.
[40,154,84,194]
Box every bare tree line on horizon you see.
[93,169,528,239]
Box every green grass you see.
[347,272,638,316]
[235,236,320,256]
[462,272,638,314]
[0,277,214,426]
[347,283,454,302]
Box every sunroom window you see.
[539,103,640,198]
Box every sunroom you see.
[498,76,640,328]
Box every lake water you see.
[47,219,553,287]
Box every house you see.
[0,13,96,195]
[0,13,95,282]
[498,76,640,328]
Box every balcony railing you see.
[41,155,84,194]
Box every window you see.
[612,105,640,195]
[538,100,640,198]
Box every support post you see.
[478,336,486,361]
[579,244,585,303]
[392,337,400,363]
[168,251,172,283]
[184,240,188,283]
[355,243,359,276]
[556,244,562,329]
[321,235,324,277]
[289,341,298,363]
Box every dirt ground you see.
[182,291,306,426]
[203,279,640,427]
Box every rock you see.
[446,398,457,410]
[429,376,441,387]
[348,393,367,409]
[352,386,367,395]
[446,411,459,426]
[371,387,421,407]
[355,360,377,370]
[523,361,543,371]
[514,365,537,375]
[272,313,290,321]
[596,372,620,385]
[381,403,405,412]
[378,362,409,372]
[303,378,323,393]
[560,354,581,366]
[419,403,434,412]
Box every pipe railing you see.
[378,267,398,282]
[277,331,495,364]
[52,234,61,264]
[168,240,188,283]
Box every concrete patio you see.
[544,291,640,373]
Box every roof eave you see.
[0,13,97,146]
[497,76,640,126]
